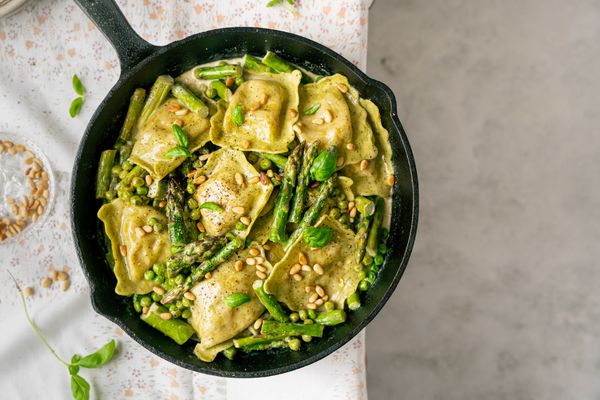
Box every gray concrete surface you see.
[365,1,600,399]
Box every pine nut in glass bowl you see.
[0,133,55,244]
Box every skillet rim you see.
[70,26,419,377]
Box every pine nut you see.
[293,124,302,134]
[235,260,244,272]
[315,285,325,297]
[249,176,260,184]
[261,93,269,105]
[349,207,357,218]
[145,175,153,186]
[289,264,301,275]
[240,216,251,225]
[159,201,167,208]
[167,103,181,112]
[204,272,212,279]
[313,264,324,275]
[196,222,206,233]
[322,295,329,302]
[255,256,265,264]
[256,271,267,279]
[119,245,127,257]
[360,159,369,171]
[173,119,184,127]
[184,291,196,301]
[235,172,244,186]
[336,157,345,167]
[309,292,319,303]
[315,298,324,306]
[298,252,308,265]
[253,318,263,330]
[323,109,333,123]
[256,264,267,273]
[142,306,149,315]
[312,118,324,125]
[348,201,355,210]
[41,277,52,288]
[289,108,298,118]
[307,303,317,310]
[248,248,260,257]
[24,287,34,297]
[175,108,189,116]
[246,258,256,266]
[135,227,145,237]
[187,170,198,178]
[387,175,395,186]
[301,264,312,272]
[243,140,251,149]
[194,175,207,185]
[143,225,153,233]
[233,206,246,215]
[263,244,272,251]
[336,83,348,93]
[153,286,165,295]
[160,312,172,320]
[293,273,302,282]
[57,271,69,281]
[346,143,356,151]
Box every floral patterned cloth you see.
[0,0,371,398]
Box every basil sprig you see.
[224,293,251,307]
[69,74,86,118]
[165,124,192,159]
[303,226,333,248]
[10,272,117,400]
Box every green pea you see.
[370,264,380,274]
[235,77,245,86]
[162,280,172,290]
[289,312,300,323]
[122,160,133,171]
[378,243,388,254]
[187,198,198,209]
[357,270,366,281]
[191,208,201,220]
[362,255,373,266]
[153,263,166,276]
[380,228,389,240]
[111,165,122,176]
[367,271,377,282]
[187,182,196,194]
[119,190,132,200]
[140,296,152,307]
[359,280,370,291]
[132,176,144,187]
[374,255,384,265]
[171,308,181,318]
[339,200,348,210]
[329,207,340,219]
[151,292,162,302]
[307,309,317,320]
[153,222,164,233]
[338,215,350,225]
[118,170,128,180]
[136,186,148,195]
[235,221,248,231]
[133,302,142,313]
[169,304,178,313]
[181,298,191,308]
[176,300,185,310]
[247,153,259,163]
[130,195,142,206]
[154,275,165,285]
[301,335,312,343]
[304,318,314,325]
[144,270,156,281]
[174,274,185,285]
[324,301,335,312]
[105,190,116,201]
[205,87,217,99]
[298,310,308,321]
[181,309,192,319]
[259,158,272,170]
[288,338,301,351]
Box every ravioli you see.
[193,340,233,363]
[296,74,378,167]
[130,98,211,180]
[264,216,361,310]
[193,148,273,237]
[211,70,302,153]
[97,199,170,295]
[342,99,394,197]
[188,246,269,349]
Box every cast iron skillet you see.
[70,0,418,377]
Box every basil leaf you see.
[70,374,90,400]
[224,293,251,307]
[171,124,189,148]
[69,97,84,118]
[303,226,333,248]
[72,74,86,96]
[68,354,81,375]
[310,147,337,181]
[304,103,321,115]
[232,105,244,126]
[165,146,191,159]
[266,0,281,6]
[199,201,223,212]
[74,339,116,369]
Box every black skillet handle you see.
[74,0,158,71]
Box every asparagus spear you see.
[242,54,274,73]
[166,178,190,246]
[289,140,320,223]
[166,236,228,277]
[222,346,237,360]
[252,280,288,322]
[261,153,288,169]
[194,64,243,80]
[140,304,195,345]
[138,75,174,127]
[346,292,361,311]
[315,309,347,326]
[211,80,232,101]
[262,51,295,73]
[161,236,243,304]
[171,83,209,118]
[355,213,372,264]
[260,320,324,338]
[354,196,375,217]
[116,165,144,190]
[95,150,116,199]
[118,88,146,142]
[269,142,304,243]
[284,175,337,250]
[232,335,287,350]
[366,196,385,257]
